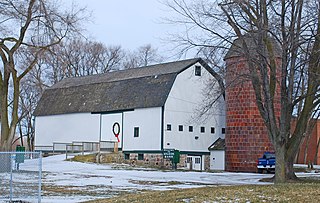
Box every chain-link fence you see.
[0,151,42,203]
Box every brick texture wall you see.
[296,120,320,165]
[225,57,277,172]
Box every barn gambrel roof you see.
[34,58,213,116]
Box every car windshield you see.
[264,153,275,159]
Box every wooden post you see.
[114,142,118,153]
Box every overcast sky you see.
[69,0,181,57]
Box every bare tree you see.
[0,0,86,151]
[123,44,164,69]
[166,0,320,182]
[42,39,125,83]
[17,76,42,151]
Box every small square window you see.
[124,153,130,160]
[222,128,226,134]
[200,126,205,133]
[138,153,144,160]
[189,126,193,132]
[195,66,201,76]
[178,125,183,131]
[211,127,215,134]
[134,127,139,137]
[167,124,172,131]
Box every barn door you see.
[192,156,201,171]
[186,156,202,171]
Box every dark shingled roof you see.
[34,58,210,116]
[208,138,225,151]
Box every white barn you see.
[34,58,226,170]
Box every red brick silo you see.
[224,36,281,172]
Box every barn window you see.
[167,124,172,131]
[195,66,201,76]
[189,126,193,132]
[178,125,183,131]
[200,126,205,133]
[138,154,144,160]
[124,154,130,160]
[134,127,139,137]
[211,127,215,134]
[222,128,226,134]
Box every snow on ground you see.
[36,154,273,202]
[41,154,271,186]
[2,154,320,203]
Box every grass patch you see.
[84,183,320,203]
[70,154,97,163]
[128,180,185,186]
[42,184,123,198]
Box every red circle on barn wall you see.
[112,122,120,142]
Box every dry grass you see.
[85,183,320,203]
[42,184,124,199]
[70,153,97,163]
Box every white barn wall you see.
[123,107,162,151]
[35,113,100,146]
[164,62,226,152]
[210,150,225,170]
[101,113,123,146]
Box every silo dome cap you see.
[224,33,282,60]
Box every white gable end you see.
[164,62,226,152]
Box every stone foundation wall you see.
[128,153,187,170]
[204,155,210,170]
[98,152,210,170]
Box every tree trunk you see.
[0,77,10,151]
[286,154,297,180]
[275,144,297,183]
[0,70,20,152]
[303,133,311,164]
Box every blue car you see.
[257,152,275,173]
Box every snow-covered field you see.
[40,154,273,202]
[1,154,320,203]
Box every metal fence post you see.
[82,144,84,155]
[38,152,42,203]
[66,146,68,160]
[10,152,13,202]
[0,151,42,202]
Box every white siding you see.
[164,62,226,152]
[122,107,162,151]
[35,113,100,146]
[210,150,225,170]
[101,113,123,146]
